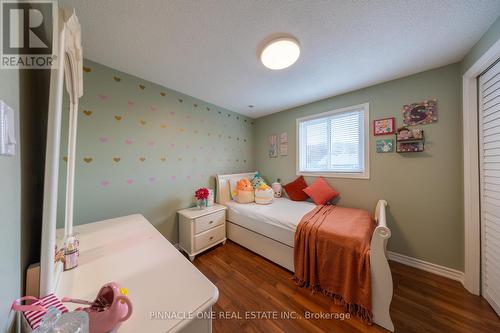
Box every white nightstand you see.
[178,204,227,261]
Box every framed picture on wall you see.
[280,143,288,156]
[268,134,278,158]
[373,117,395,136]
[403,99,438,125]
[376,139,394,153]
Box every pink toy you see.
[63,282,132,333]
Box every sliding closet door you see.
[479,59,500,316]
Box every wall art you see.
[374,117,395,136]
[403,99,438,125]
[376,139,394,153]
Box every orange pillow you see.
[283,176,309,201]
[303,177,339,205]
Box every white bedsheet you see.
[225,198,315,231]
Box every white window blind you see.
[297,103,369,178]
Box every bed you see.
[216,172,394,332]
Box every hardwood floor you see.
[193,240,500,333]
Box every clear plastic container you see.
[33,307,89,333]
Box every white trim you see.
[462,37,500,295]
[296,103,370,179]
[387,251,464,283]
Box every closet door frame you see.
[463,38,500,296]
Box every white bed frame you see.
[216,172,394,332]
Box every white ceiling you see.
[60,0,500,118]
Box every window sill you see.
[297,171,370,180]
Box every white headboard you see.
[216,172,257,205]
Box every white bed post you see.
[40,8,82,297]
[63,10,83,239]
[370,200,394,332]
[40,8,67,297]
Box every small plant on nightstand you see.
[195,187,209,209]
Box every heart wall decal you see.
[139,84,145,90]
[113,157,121,163]
[128,100,135,107]
[113,76,121,82]
[139,157,146,162]
[100,180,110,187]
[140,120,146,125]
[125,139,133,145]
[126,179,135,185]
[98,137,108,143]
[83,110,92,116]
[83,157,93,163]
[115,115,123,121]
[160,92,166,96]
[83,66,92,73]
[98,94,109,101]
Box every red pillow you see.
[303,177,339,205]
[283,176,309,201]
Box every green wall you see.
[57,60,255,243]
[255,64,463,270]
[462,15,500,73]
[0,70,21,331]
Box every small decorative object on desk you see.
[272,179,282,198]
[195,187,209,209]
[64,234,79,271]
[32,307,89,333]
[396,126,425,153]
[11,294,70,330]
[62,282,132,333]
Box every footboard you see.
[370,200,394,332]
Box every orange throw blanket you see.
[293,205,375,322]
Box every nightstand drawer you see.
[193,210,225,234]
[194,224,225,251]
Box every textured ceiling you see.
[60,0,500,118]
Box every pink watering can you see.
[63,282,132,333]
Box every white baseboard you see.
[387,251,464,284]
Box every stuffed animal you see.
[252,174,274,205]
[272,179,282,198]
[255,185,274,204]
[251,173,267,190]
[234,178,255,204]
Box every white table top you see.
[177,204,227,220]
[55,214,218,332]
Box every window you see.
[297,103,369,179]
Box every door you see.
[479,59,500,316]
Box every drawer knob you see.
[210,236,214,240]
[209,220,213,224]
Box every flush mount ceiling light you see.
[260,37,300,70]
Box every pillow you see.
[303,177,339,205]
[255,187,274,205]
[283,176,309,201]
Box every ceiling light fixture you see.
[260,36,300,70]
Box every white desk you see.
[55,214,218,333]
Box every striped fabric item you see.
[24,294,68,329]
